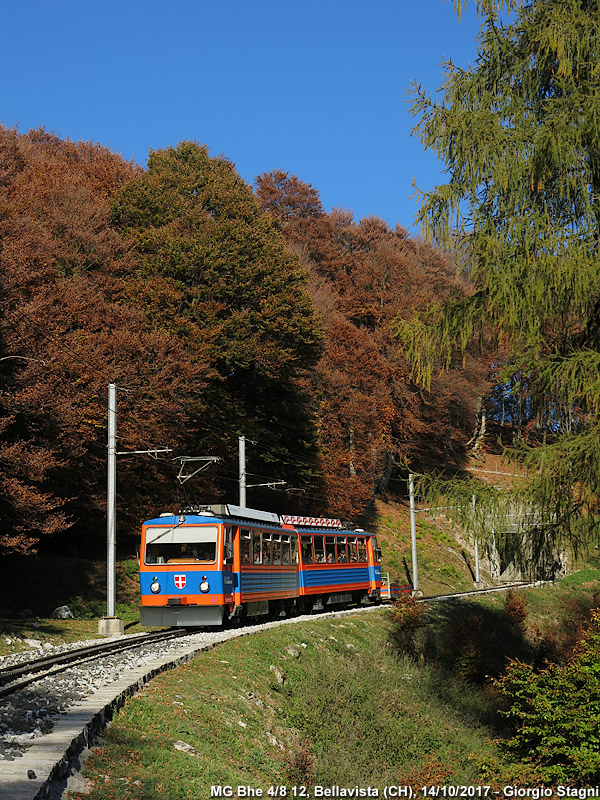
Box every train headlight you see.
[150,578,161,594]
[199,578,210,593]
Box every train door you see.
[223,525,234,604]
[367,535,382,595]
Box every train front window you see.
[145,526,218,565]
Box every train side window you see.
[291,536,299,565]
[336,536,348,563]
[262,534,272,565]
[301,535,313,564]
[241,529,252,565]
[225,526,233,564]
[372,536,382,563]
[282,535,291,565]
[272,534,282,565]
[325,536,336,563]
[357,537,367,562]
[252,531,262,564]
[347,537,358,562]
[313,535,325,563]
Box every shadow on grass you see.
[0,554,143,640]
[0,619,69,638]
[389,598,533,732]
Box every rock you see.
[269,665,286,685]
[51,605,74,619]
[27,769,36,779]
[173,740,200,757]
[265,731,285,750]
[285,645,301,659]
[24,639,43,650]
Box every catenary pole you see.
[409,473,419,593]
[472,494,481,585]
[239,435,246,508]
[106,383,117,619]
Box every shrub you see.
[495,608,600,783]
[390,594,427,653]
[504,589,527,630]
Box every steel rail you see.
[0,628,190,699]
[421,580,539,603]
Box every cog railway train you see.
[139,504,400,627]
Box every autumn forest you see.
[0,127,487,554]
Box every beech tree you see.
[397,0,600,550]
[257,171,486,518]
[112,144,324,508]
[0,128,209,552]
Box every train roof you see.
[143,505,373,535]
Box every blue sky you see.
[1,0,481,232]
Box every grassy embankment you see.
[68,609,501,799]
[374,498,486,595]
[68,566,600,799]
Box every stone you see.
[269,665,286,685]
[51,605,74,619]
[173,740,200,757]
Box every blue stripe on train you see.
[240,572,299,593]
[300,567,370,589]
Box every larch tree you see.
[396,0,600,556]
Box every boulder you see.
[50,605,74,619]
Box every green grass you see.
[471,565,600,630]
[70,611,503,799]
[376,500,478,595]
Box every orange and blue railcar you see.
[139,505,383,627]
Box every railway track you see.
[0,628,190,700]
[422,580,539,603]
[0,580,536,700]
